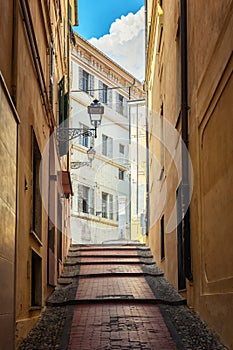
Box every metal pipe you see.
[180,0,193,281]
[19,0,54,128]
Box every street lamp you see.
[57,99,104,142]
[71,146,96,169]
[88,99,104,137]
[87,146,96,162]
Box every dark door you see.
[176,185,186,290]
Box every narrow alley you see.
[19,243,226,350]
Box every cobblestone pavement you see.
[19,244,227,350]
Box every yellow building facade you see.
[146,0,233,348]
[0,1,77,348]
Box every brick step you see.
[67,253,153,259]
[64,260,156,266]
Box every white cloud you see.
[89,6,145,82]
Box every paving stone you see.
[19,244,227,350]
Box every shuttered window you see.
[79,67,94,96]
[49,43,54,107]
[99,80,108,104]
[78,184,94,214]
[102,193,114,220]
[32,130,42,240]
[108,89,112,107]
[58,77,69,156]
[102,134,113,158]
[116,92,127,117]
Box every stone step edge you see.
[69,247,150,252]
[46,297,187,307]
[59,271,164,279]
[67,255,153,260]
[64,260,156,266]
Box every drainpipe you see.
[180,0,193,281]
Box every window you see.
[83,70,89,92]
[102,134,113,157]
[102,83,108,104]
[78,184,94,214]
[109,194,113,220]
[102,193,114,220]
[116,93,124,115]
[58,77,69,156]
[116,92,127,117]
[49,44,54,106]
[57,199,62,262]
[102,193,108,219]
[119,169,125,180]
[79,123,91,148]
[160,103,165,178]
[58,77,69,126]
[82,186,89,213]
[176,185,186,290]
[79,67,94,96]
[119,144,125,154]
[160,215,165,260]
[99,81,108,104]
[32,131,42,240]
[31,250,42,307]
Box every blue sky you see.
[75,0,144,40]
[74,1,145,81]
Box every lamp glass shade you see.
[88,99,104,126]
[87,147,96,161]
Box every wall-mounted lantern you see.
[71,146,96,169]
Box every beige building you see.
[70,34,145,244]
[146,0,233,348]
[0,1,77,348]
[128,99,147,242]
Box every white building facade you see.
[70,34,144,244]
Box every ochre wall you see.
[0,75,19,350]
[146,0,233,347]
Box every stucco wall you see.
[0,75,19,350]
[146,0,233,347]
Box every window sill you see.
[30,306,42,311]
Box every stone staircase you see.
[46,243,186,307]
